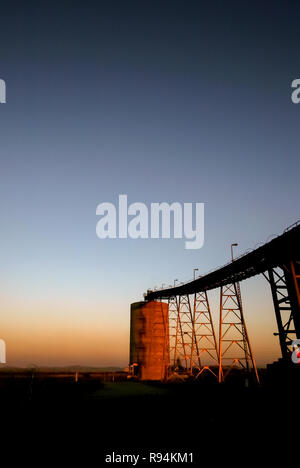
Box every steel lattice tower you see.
[168,295,191,372]
[264,260,300,360]
[191,291,219,378]
[218,282,259,383]
[168,296,182,370]
[167,293,219,378]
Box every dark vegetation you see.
[0,366,299,465]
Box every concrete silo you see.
[130,301,169,380]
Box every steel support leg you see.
[265,260,300,360]
[218,283,259,383]
[191,291,219,379]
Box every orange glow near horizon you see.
[0,295,129,367]
[0,275,282,369]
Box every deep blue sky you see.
[0,1,300,366]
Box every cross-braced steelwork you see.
[146,222,300,365]
[265,260,300,360]
[191,291,219,378]
[218,283,259,383]
[168,296,183,371]
[167,293,219,379]
[168,295,192,372]
[169,294,196,374]
[176,295,193,371]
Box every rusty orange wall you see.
[130,301,169,380]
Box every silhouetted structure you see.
[143,221,300,379]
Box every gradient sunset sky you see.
[0,1,300,367]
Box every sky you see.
[0,1,300,367]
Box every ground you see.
[0,369,298,465]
